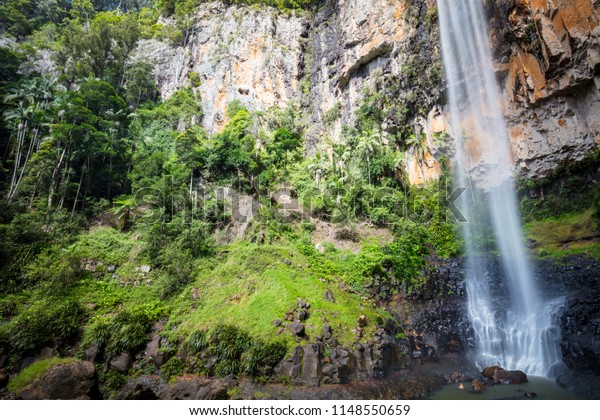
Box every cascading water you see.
[436,0,562,376]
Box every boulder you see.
[84,345,102,363]
[18,361,96,400]
[496,369,528,385]
[116,381,158,400]
[482,365,502,379]
[524,391,538,398]
[20,356,36,371]
[145,335,161,364]
[444,371,470,383]
[482,366,528,384]
[289,321,305,337]
[158,378,230,400]
[39,347,58,359]
[110,353,132,372]
[301,344,322,387]
[195,381,229,400]
[297,310,308,321]
[0,369,8,389]
[471,379,486,393]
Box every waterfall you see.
[437,0,562,376]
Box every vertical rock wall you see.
[491,0,600,178]
[136,0,600,181]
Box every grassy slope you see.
[525,209,600,258]
[4,227,387,355]
[175,242,386,345]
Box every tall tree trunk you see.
[48,147,67,211]
[366,152,371,185]
[71,163,86,217]
[11,126,40,202]
[7,120,27,201]
[58,156,73,209]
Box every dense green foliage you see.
[519,151,600,258]
[1,0,597,396]
[81,302,166,356]
[0,0,463,393]
[156,0,321,17]
[519,150,600,222]
[0,299,83,353]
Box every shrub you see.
[2,299,84,353]
[323,102,342,126]
[81,318,112,350]
[161,357,184,380]
[368,207,394,227]
[189,71,201,88]
[209,325,252,360]
[242,341,287,378]
[343,243,393,291]
[198,324,287,379]
[186,330,208,353]
[155,245,196,298]
[25,250,84,294]
[97,369,127,395]
[81,302,166,357]
[0,298,18,319]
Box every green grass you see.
[172,241,387,347]
[526,209,600,258]
[7,357,77,393]
[4,226,396,381]
[70,226,142,267]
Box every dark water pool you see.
[426,376,581,400]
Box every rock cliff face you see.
[135,0,443,183]
[491,0,600,178]
[136,0,599,182]
[132,5,306,134]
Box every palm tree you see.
[4,77,64,202]
[112,195,137,231]
[356,129,382,185]
[307,150,328,189]
[407,131,430,179]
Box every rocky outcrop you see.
[557,256,600,397]
[392,259,473,358]
[132,4,306,134]
[561,294,600,375]
[482,365,528,384]
[275,336,409,387]
[114,353,473,400]
[135,1,444,180]
[490,0,600,178]
[116,376,232,400]
[17,361,96,400]
[135,0,598,182]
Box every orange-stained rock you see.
[407,151,441,186]
[507,51,548,104]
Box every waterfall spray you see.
[437,0,562,376]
